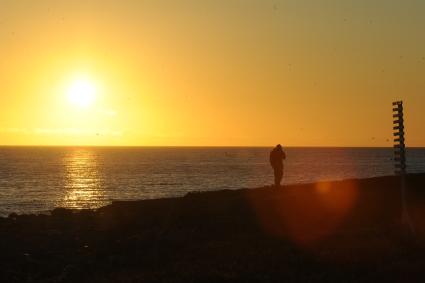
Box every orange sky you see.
[1,0,424,146]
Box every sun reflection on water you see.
[59,148,106,209]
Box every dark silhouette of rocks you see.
[1,174,425,282]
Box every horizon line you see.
[0,145,424,149]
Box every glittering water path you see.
[0,147,424,215]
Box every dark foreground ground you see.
[2,174,425,282]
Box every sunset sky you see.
[1,0,424,146]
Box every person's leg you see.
[278,168,283,186]
[274,168,282,187]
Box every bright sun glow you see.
[67,79,96,108]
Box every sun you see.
[67,79,96,108]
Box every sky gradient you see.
[1,0,424,146]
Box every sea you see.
[0,147,424,216]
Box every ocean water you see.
[0,147,424,216]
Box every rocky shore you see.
[1,174,425,282]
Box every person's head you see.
[276,144,283,151]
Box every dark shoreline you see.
[1,173,425,282]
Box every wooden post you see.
[392,100,414,235]
[392,101,406,175]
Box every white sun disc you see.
[68,79,96,108]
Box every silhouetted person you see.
[270,144,286,187]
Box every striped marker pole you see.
[392,101,414,235]
[392,101,406,175]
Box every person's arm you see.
[282,151,286,160]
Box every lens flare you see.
[248,180,359,248]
